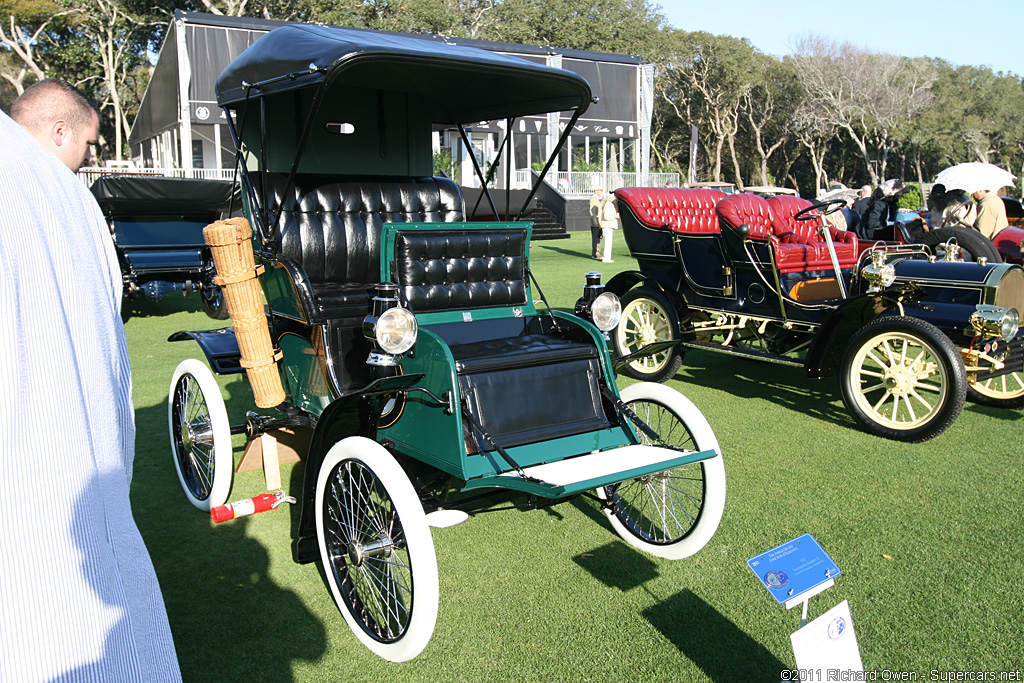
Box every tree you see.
[741,55,800,186]
[0,0,75,95]
[657,30,758,185]
[487,0,667,57]
[789,35,933,186]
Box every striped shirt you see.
[0,111,181,682]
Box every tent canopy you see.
[215,24,593,125]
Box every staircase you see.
[523,204,570,240]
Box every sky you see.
[660,0,1024,77]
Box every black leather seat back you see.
[393,228,528,313]
[268,175,465,288]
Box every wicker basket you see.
[203,217,285,408]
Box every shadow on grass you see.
[643,589,787,682]
[133,394,327,682]
[676,350,851,428]
[573,541,659,591]
[122,292,207,321]
[964,400,1024,422]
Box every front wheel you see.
[316,437,439,662]
[613,288,683,382]
[840,316,966,442]
[967,369,1024,408]
[168,359,233,509]
[597,382,726,560]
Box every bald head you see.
[11,78,99,172]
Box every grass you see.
[127,232,1023,682]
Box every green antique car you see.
[167,23,725,662]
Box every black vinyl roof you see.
[91,175,236,215]
[215,23,594,124]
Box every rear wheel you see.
[597,382,726,560]
[920,227,1002,263]
[613,288,683,383]
[316,437,438,662]
[840,317,966,442]
[168,359,233,509]
[201,284,230,320]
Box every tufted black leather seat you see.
[393,229,527,313]
[267,175,465,321]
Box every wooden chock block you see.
[261,433,281,491]
[236,427,311,490]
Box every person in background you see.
[856,179,917,241]
[973,188,1009,240]
[599,190,619,263]
[852,185,872,217]
[589,188,605,259]
[2,79,182,682]
[927,183,975,229]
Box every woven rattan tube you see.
[203,217,285,408]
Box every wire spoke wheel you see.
[316,437,438,662]
[168,359,232,509]
[326,460,412,641]
[597,383,725,560]
[614,289,682,382]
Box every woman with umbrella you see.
[933,162,1016,239]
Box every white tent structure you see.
[126,11,666,198]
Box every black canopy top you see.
[91,175,236,215]
[215,23,593,124]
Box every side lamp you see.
[363,283,418,366]
[575,271,622,335]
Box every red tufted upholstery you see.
[614,187,726,234]
[716,194,815,272]
[767,195,858,269]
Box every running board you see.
[461,444,718,498]
[682,341,804,367]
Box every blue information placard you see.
[746,533,841,604]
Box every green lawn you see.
[127,232,1023,682]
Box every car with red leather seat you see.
[608,186,1024,442]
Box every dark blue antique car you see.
[608,187,1024,443]
[92,174,235,319]
[166,24,726,662]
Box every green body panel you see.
[461,447,719,498]
[461,427,634,481]
[377,328,466,477]
[277,332,332,416]
[261,257,306,321]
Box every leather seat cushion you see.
[451,334,598,374]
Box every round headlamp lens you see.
[1002,308,1019,341]
[590,292,622,332]
[376,307,418,354]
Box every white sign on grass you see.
[790,600,863,682]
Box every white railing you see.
[512,170,681,197]
[77,166,237,187]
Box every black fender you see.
[805,284,922,379]
[291,372,426,564]
[606,270,696,342]
[167,328,244,375]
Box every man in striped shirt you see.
[0,81,181,682]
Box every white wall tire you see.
[315,437,439,662]
[598,382,726,560]
[168,359,233,510]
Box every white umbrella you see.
[934,162,1016,195]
